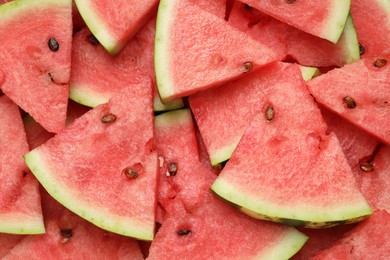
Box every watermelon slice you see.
[3,189,144,260]
[299,66,321,81]
[24,83,158,240]
[354,145,390,212]
[351,0,390,58]
[240,0,351,43]
[70,20,183,111]
[189,62,290,165]
[0,95,44,234]
[155,0,282,102]
[0,234,24,258]
[74,0,159,55]
[150,109,308,259]
[307,56,390,145]
[312,210,390,259]
[228,1,359,67]
[211,64,372,227]
[0,0,72,133]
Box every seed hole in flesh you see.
[265,106,275,121]
[168,162,178,176]
[359,43,365,55]
[243,3,252,10]
[23,171,28,177]
[242,62,253,73]
[285,0,297,3]
[48,37,59,52]
[374,58,387,68]
[177,229,191,237]
[60,229,73,243]
[101,113,117,123]
[123,168,139,179]
[343,96,356,109]
[88,34,99,45]
[359,162,374,172]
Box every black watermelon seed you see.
[243,62,253,73]
[265,106,275,121]
[168,162,178,176]
[359,162,374,172]
[23,171,28,177]
[359,43,365,55]
[88,34,99,45]
[374,58,387,68]
[343,96,357,109]
[48,37,59,52]
[123,168,139,179]
[177,229,191,236]
[60,229,73,238]
[101,113,117,123]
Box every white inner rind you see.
[259,228,308,260]
[0,215,45,235]
[24,149,154,241]
[322,0,351,43]
[74,0,119,55]
[212,177,372,224]
[340,15,360,64]
[69,84,112,108]
[154,0,178,102]
[154,108,191,127]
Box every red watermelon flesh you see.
[240,0,350,43]
[228,1,359,67]
[23,115,55,151]
[354,145,390,212]
[311,210,390,259]
[0,95,44,234]
[0,234,24,258]
[155,0,283,102]
[65,100,91,126]
[71,1,85,33]
[189,62,290,165]
[351,0,390,58]
[3,193,144,260]
[74,0,159,55]
[0,0,72,133]
[151,109,308,258]
[212,64,372,226]
[320,107,380,167]
[70,19,183,112]
[307,56,390,145]
[24,83,158,240]
[292,225,356,260]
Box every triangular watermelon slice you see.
[312,210,390,259]
[0,0,72,133]
[212,64,372,227]
[307,56,390,145]
[228,1,360,67]
[24,82,158,240]
[351,0,390,58]
[240,0,351,43]
[150,109,308,259]
[74,0,159,55]
[0,95,44,234]
[155,0,283,102]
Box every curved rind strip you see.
[0,216,45,235]
[211,178,372,227]
[24,150,155,241]
[323,0,351,43]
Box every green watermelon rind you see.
[258,228,308,259]
[209,138,241,166]
[154,108,192,127]
[339,15,360,64]
[321,0,352,43]
[153,95,184,112]
[299,65,320,81]
[154,0,176,102]
[0,215,45,235]
[74,0,120,55]
[211,178,372,228]
[24,149,155,241]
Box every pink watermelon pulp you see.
[240,0,351,43]
[150,109,308,259]
[307,56,390,145]
[0,95,44,234]
[0,0,72,133]
[155,0,282,102]
[24,83,158,240]
[74,0,159,55]
[211,64,372,227]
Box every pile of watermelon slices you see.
[0,0,389,258]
